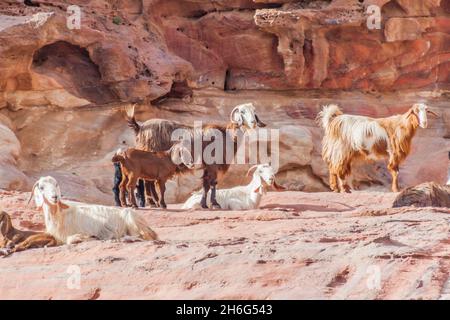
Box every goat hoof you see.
[0,248,12,257]
[211,204,221,210]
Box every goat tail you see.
[316,104,343,129]
[124,209,158,240]
[124,104,140,135]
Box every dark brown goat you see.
[124,103,266,209]
[112,145,193,208]
[0,211,57,256]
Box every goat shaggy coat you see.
[30,176,158,244]
[318,103,436,193]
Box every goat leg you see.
[13,234,57,252]
[210,180,221,209]
[127,176,139,209]
[136,179,146,208]
[201,173,211,209]
[145,181,159,208]
[156,180,167,209]
[112,163,122,206]
[338,173,351,193]
[388,161,400,192]
[329,172,339,192]
[119,176,128,207]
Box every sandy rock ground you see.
[0,189,449,300]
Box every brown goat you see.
[112,145,193,209]
[0,211,57,256]
[124,103,266,209]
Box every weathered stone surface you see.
[0,115,29,190]
[0,189,449,299]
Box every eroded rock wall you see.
[0,0,448,204]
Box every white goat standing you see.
[182,164,284,210]
[28,176,158,244]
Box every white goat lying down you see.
[182,164,285,210]
[28,176,158,245]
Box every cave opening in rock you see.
[32,41,117,105]
[24,0,40,7]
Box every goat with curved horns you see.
[119,102,266,209]
[317,103,438,193]
[28,176,158,244]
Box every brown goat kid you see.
[112,145,193,209]
[0,211,57,256]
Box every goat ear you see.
[58,201,69,210]
[246,165,259,176]
[0,213,12,235]
[427,110,439,118]
[180,146,194,168]
[27,181,43,208]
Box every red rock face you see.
[0,0,448,202]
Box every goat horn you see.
[255,114,266,128]
[246,165,259,176]
[427,110,439,118]
[125,103,136,118]
[230,106,241,124]
[26,182,38,206]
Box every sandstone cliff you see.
[0,0,449,203]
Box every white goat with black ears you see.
[182,164,285,210]
[28,176,158,245]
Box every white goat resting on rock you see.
[182,164,284,210]
[28,176,158,244]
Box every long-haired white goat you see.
[317,103,438,193]
[28,176,158,244]
[182,164,285,210]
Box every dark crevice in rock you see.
[152,80,193,105]
[184,3,283,19]
[32,41,117,105]
[24,0,40,7]
[224,68,234,91]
